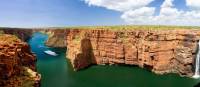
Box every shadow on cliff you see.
[182,34,197,75]
[81,38,95,64]
[2,29,33,41]
[73,38,96,70]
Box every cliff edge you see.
[0,34,40,87]
[44,29,67,48]
[0,28,33,41]
[66,28,200,77]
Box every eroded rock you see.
[66,29,200,77]
[0,34,40,87]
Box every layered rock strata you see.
[0,34,40,87]
[1,27,198,77]
[0,28,33,41]
[45,29,67,48]
[66,29,200,77]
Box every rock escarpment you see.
[0,34,40,87]
[0,28,33,41]
[0,27,68,47]
[45,29,67,48]
[66,29,200,77]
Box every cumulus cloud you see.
[84,0,200,26]
[186,0,200,10]
[84,0,154,12]
[161,0,174,8]
[121,7,155,24]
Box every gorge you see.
[1,26,200,87]
[30,32,200,87]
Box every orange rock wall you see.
[0,28,198,77]
[0,28,33,41]
[66,29,200,77]
[0,34,40,87]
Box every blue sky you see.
[0,0,200,27]
[0,0,123,27]
[148,0,187,15]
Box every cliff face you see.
[0,27,67,47]
[45,29,67,48]
[2,27,196,77]
[0,34,40,87]
[66,29,200,77]
[0,28,33,41]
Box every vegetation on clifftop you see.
[67,25,200,30]
[1,25,200,31]
[0,34,20,44]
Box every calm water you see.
[28,32,200,87]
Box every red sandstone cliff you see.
[2,27,197,77]
[44,29,67,48]
[0,28,33,41]
[0,34,40,87]
[66,29,200,77]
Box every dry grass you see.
[0,34,20,44]
[65,25,200,30]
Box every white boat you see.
[44,50,58,56]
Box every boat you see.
[44,50,58,56]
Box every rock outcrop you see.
[66,29,200,77]
[0,27,68,47]
[0,34,40,87]
[0,28,33,41]
[45,29,67,48]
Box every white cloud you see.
[161,0,174,8]
[84,0,154,12]
[121,7,155,24]
[186,0,200,10]
[157,0,182,24]
[84,0,200,26]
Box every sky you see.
[0,0,200,27]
